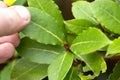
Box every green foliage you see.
[27,0,64,29]
[17,37,65,64]
[107,37,120,57]
[13,0,26,5]
[0,62,13,80]
[91,0,120,34]
[64,66,81,80]
[11,59,48,80]
[80,53,107,77]
[22,7,66,45]
[108,61,120,80]
[64,19,96,35]
[72,1,97,24]
[1,0,120,80]
[71,28,111,55]
[48,52,74,80]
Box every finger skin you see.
[0,1,7,8]
[0,33,20,47]
[10,6,31,24]
[0,43,14,63]
[0,6,31,36]
[0,2,15,64]
[0,2,30,63]
[0,8,22,36]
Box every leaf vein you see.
[56,53,67,79]
[71,41,101,47]
[13,65,39,80]
[36,0,45,11]
[31,21,64,44]
[76,6,96,23]
[26,47,59,54]
[99,7,120,24]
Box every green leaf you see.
[108,61,120,80]
[64,66,81,80]
[19,32,26,39]
[79,53,107,77]
[17,37,65,64]
[64,19,96,35]
[13,0,26,5]
[48,52,74,80]
[71,28,111,55]
[91,0,120,34]
[79,74,94,80]
[72,1,97,24]
[27,0,64,30]
[11,59,48,80]
[107,37,120,57]
[66,34,77,45]
[22,7,65,45]
[0,62,14,80]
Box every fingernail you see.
[14,6,31,21]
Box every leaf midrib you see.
[108,44,120,53]
[36,0,62,26]
[25,47,59,54]
[71,41,102,48]
[31,21,64,44]
[13,65,39,80]
[56,53,67,80]
[36,0,45,11]
[75,5,96,23]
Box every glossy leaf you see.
[72,1,97,24]
[22,7,65,45]
[91,0,120,34]
[48,52,74,80]
[107,37,120,57]
[80,53,107,77]
[27,0,64,30]
[11,59,48,80]
[64,19,96,35]
[17,37,65,64]
[71,28,111,55]
[108,61,120,80]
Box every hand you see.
[0,1,31,63]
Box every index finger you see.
[0,6,30,36]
